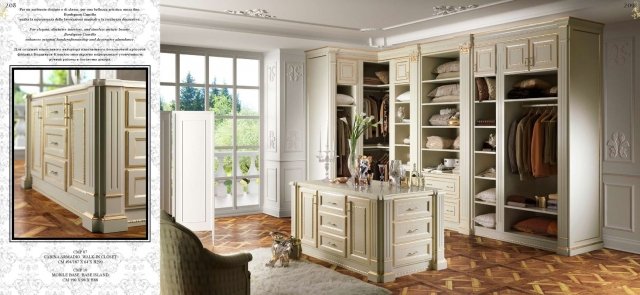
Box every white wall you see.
[602,20,640,254]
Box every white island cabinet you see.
[291,180,446,283]
[23,79,147,233]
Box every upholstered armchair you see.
[160,211,252,295]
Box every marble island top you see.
[293,179,438,200]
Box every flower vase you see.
[347,142,359,186]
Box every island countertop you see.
[292,180,439,201]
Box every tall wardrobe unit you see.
[23,79,147,233]
[471,18,603,255]
[305,17,603,255]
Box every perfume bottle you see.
[410,163,419,187]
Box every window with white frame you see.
[160,46,262,215]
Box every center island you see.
[290,180,447,283]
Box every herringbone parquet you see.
[13,160,146,239]
[203,214,640,294]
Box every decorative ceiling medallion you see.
[433,4,479,16]
[225,8,276,19]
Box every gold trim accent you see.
[459,42,472,54]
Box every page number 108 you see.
[4,2,16,7]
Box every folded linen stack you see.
[547,193,558,210]
[506,195,536,207]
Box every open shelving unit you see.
[420,51,462,169]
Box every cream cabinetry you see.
[24,79,147,233]
[160,111,214,232]
[472,18,603,255]
[503,35,557,73]
[347,196,371,265]
[393,58,410,83]
[337,59,358,85]
[300,187,318,247]
[392,195,432,267]
[306,46,417,181]
[474,45,496,76]
[305,17,602,256]
[292,180,446,283]
[29,99,43,179]
[424,174,467,234]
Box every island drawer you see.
[43,127,67,158]
[394,217,432,244]
[319,211,347,237]
[319,232,347,257]
[394,196,432,221]
[318,191,346,215]
[424,177,457,194]
[393,239,431,267]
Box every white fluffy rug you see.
[249,247,391,295]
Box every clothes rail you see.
[522,103,557,108]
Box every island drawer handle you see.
[51,110,59,114]
[327,242,337,248]
[328,201,338,206]
[407,251,418,256]
[328,222,337,227]
[49,141,59,145]
[406,207,418,212]
[407,228,419,234]
[50,170,58,175]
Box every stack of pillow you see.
[475,188,496,203]
[336,93,355,105]
[474,213,496,229]
[475,77,496,102]
[507,78,556,99]
[426,84,460,103]
[433,60,459,80]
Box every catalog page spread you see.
[2,0,159,293]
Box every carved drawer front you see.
[43,96,67,126]
[319,232,347,257]
[43,127,67,158]
[394,217,432,244]
[319,212,347,237]
[126,90,147,127]
[126,169,147,207]
[444,199,460,223]
[126,130,146,167]
[424,178,457,194]
[394,196,432,221]
[319,191,346,215]
[43,155,67,190]
[394,239,431,267]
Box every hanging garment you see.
[508,119,519,174]
[515,112,533,180]
[544,111,558,165]
[531,109,556,177]
[380,95,389,137]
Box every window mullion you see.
[175,53,180,110]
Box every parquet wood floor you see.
[13,160,146,239]
[202,213,640,294]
